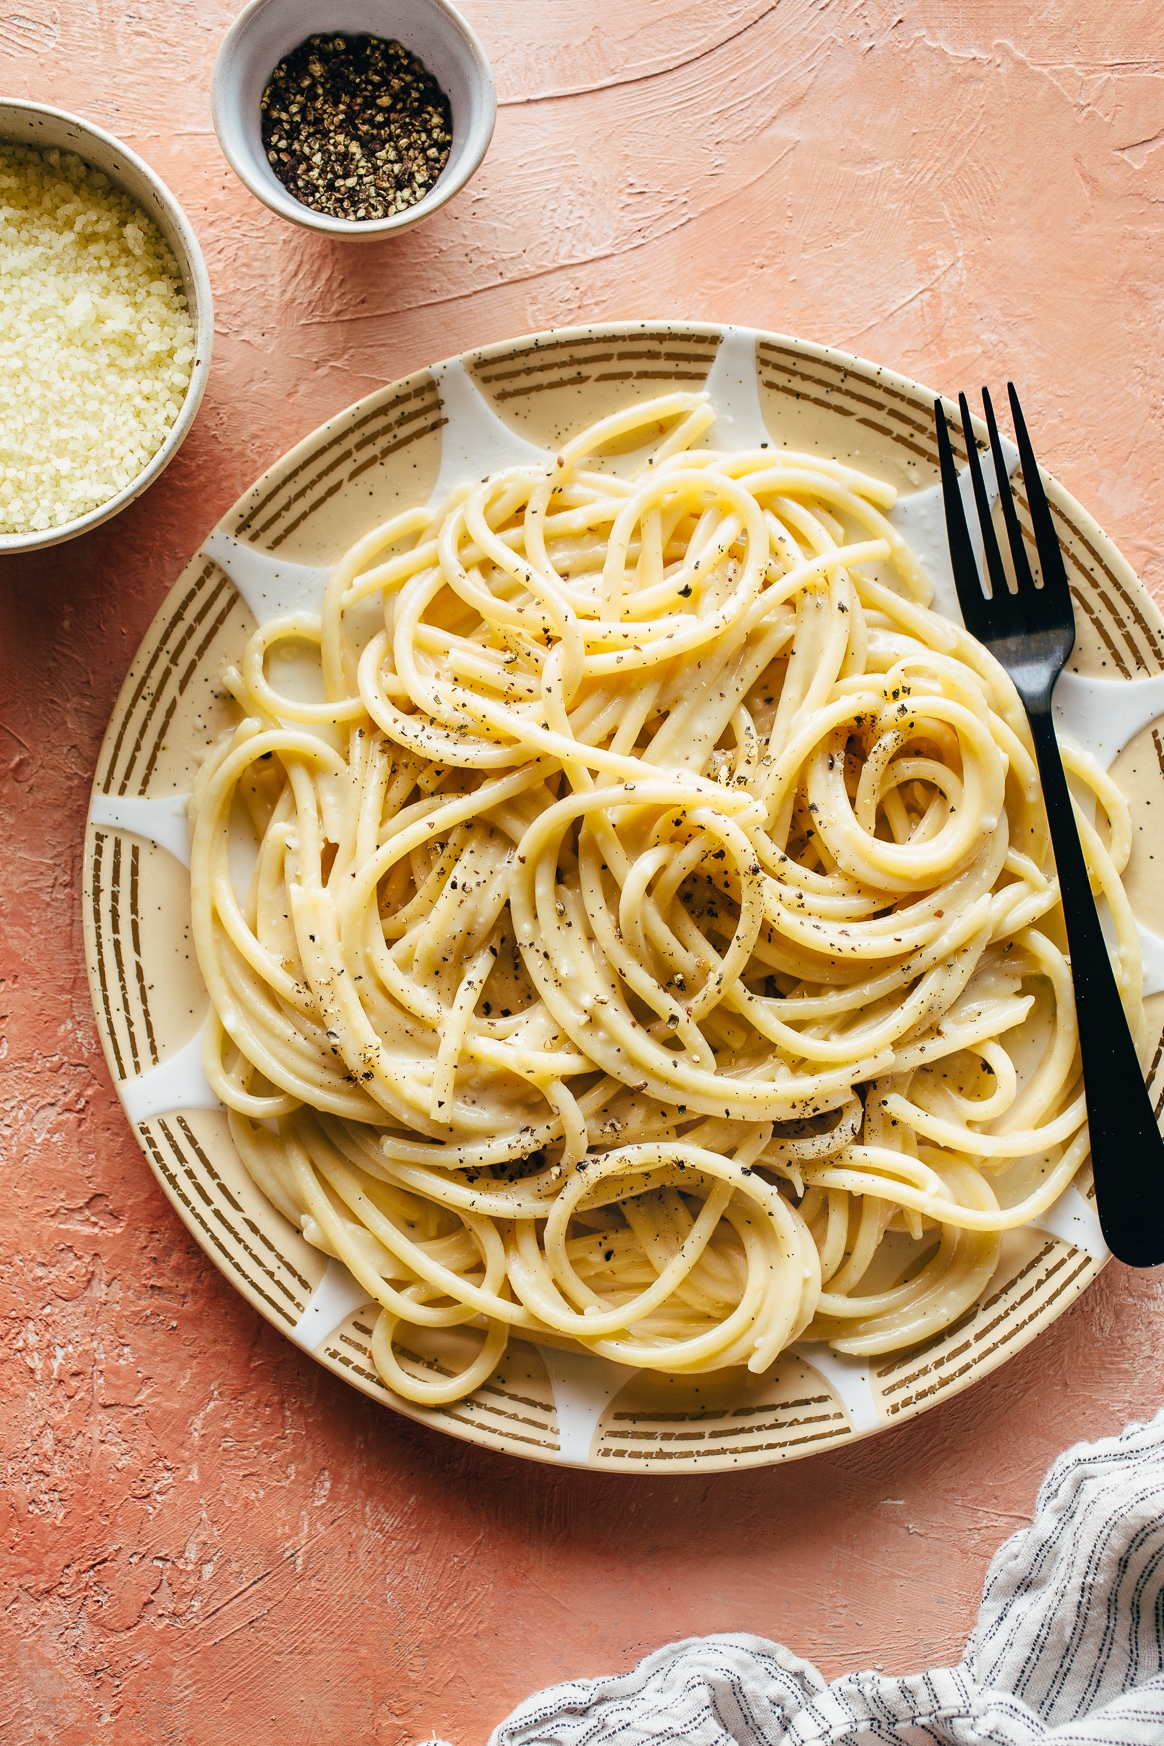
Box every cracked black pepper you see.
[260,33,453,222]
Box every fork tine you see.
[982,386,1036,592]
[959,392,1011,601]
[934,398,991,641]
[1007,382,1072,604]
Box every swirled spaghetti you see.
[189,391,1142,1406]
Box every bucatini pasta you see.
[189,391,1142,1406]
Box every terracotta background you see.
[3,2,1164,1740]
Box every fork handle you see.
[1027,704,1164,1266]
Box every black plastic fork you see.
[935,385,1164,1267]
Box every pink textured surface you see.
[2,3,1164,1740]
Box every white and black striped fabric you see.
[481,1409,1164,1746]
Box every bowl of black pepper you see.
[211,0,495,237]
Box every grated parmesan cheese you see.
[0,143,196,535]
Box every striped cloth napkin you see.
[482,1406,1164,1746]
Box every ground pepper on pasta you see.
[189,391,1143,1406]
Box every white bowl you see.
[0,99,213,556]
[211,0,496,239]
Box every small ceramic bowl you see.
[211,0,496,240]
[0,99,213,557]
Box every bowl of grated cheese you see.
[0,99,213,554]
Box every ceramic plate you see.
[83,323,1164,1470]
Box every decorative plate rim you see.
[83,321,1164,1472]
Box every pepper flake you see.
[261,33,453,222]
